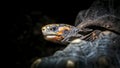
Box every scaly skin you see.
[41,24,93,44]
[32,0,120,67]
[41,24,86,44]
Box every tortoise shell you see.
[32,0,120,68]
[74,0,120,34]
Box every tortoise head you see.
[41,24,78,44]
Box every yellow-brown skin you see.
[41,24,72,43]
[41,24,100,44]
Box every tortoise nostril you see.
[42,27,45,31]
[42,29,45,31]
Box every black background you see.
[9,0,97,68]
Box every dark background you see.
[9,0,95,68]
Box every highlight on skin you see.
[41,24,73,43]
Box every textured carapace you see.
[74,0,120,34]
[33,0,120,68]
[41,24,78,44]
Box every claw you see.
[31,58,42,68]
[66,60,75,68]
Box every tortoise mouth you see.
[44,34,62,39]
[44,34,65,43]
[44,34,61,37]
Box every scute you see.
[32,0,120,68]
[75,0,120,34]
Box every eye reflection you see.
[49,26,58,31]
[52,27,57,31]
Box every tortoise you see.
[32,0,120,68]
[41,0,120,45]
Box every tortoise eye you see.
[52,27,57,31]
[49,27,57,31]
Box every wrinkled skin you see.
[32,30,120,68]
[41,24,93,44]
[41,24,83,44]
[31,0,120,68]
